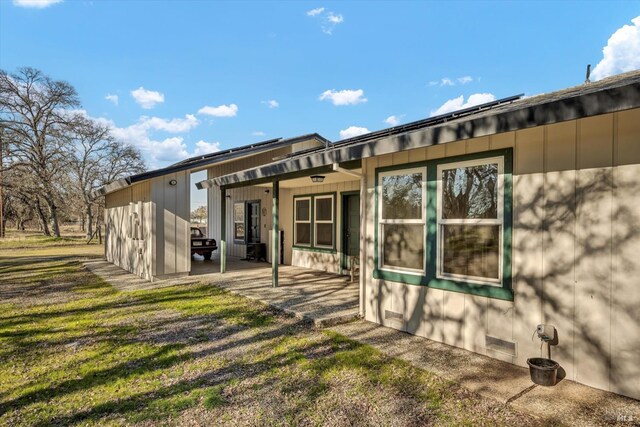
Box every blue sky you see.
[1,0,639,207]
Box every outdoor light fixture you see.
[264,189,270,194]
[310,175,325,183]
[169,179,177,186]
[226,195,231,199]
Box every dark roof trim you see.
[91,133,329,198]
[213,77,640,188]
[128,133,328,184]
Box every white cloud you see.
[105,94,118,106]
[13,0,62,8]
[339,126,370,139]
[193,140,221,156]
[327,12,343,24]
[384,115,401,126]
[197,103,238,117]
[319,89,367,106]
[322,12,343,34]
[591,16,640,81]
[306,7,324,16]
[138,114,199,133]
[429,76,474,87]
[431,93,496,116]
[66,110,211,168]
[262,99,279,108]
[130,87,164,109]
[307,7,343,35]
[252,131,266,136]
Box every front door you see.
[246,201,260,243]
[342,193,360,272]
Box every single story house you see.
[95,70,640,401]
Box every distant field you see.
[0,229,102,250]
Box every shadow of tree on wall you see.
[366,126,639,399]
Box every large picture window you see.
[378,167,426,273]
[373,149,513,301]
[314,195,334,248]
[437,158,503,285]
[294,197,311,246]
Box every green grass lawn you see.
[0,230,101,250]
[0,239,544,426]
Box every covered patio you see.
[192,257,361,326]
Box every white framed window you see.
[378,167,427,274]
[233,202,245,243]
[314,195,334,248]
[294,197,312,246]
[437,157,503,285]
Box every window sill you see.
[373,269,513,301]
[293,246,337,254]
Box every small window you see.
[437,158,503,285]
[233,202,245,243]
[294,197,311,246]
[378,168,426,273]
[314,195,334,248]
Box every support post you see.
[220,187,226,274]
[272,180,279,287]
[359,165,367,317]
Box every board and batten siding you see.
[280,180,360,274]
[104,181,153,280]
[363,108,640,400]
[149,171,191,277]
[204,141,325,258]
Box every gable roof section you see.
[210,70,640,188]
[91,133,330,198]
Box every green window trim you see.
[293,192,337,253]
[373,148,513,301]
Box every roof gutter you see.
[89,178,131,200]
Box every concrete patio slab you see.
[84,257,360,327]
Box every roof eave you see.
[212,81,640,188]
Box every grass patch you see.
[0,245,545,426]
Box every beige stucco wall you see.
[362,108,640,400]
[104,181,153,280]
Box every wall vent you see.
[384,310,403,321]
[485,335,517,356]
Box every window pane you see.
[315,198,332,221]
[441,163,498,219]
[382,173,423,220]
[382,224,424,270]
[234,203,244,223]
[295,199,310,221]
[316,223,333,246]
[296,223,311,245]
[442,225,500,279]
[234,223,245,240]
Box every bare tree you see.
[0,67,81,237]
[68,117,145,238]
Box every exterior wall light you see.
[169,179,178,186]
[310,175,325,183]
